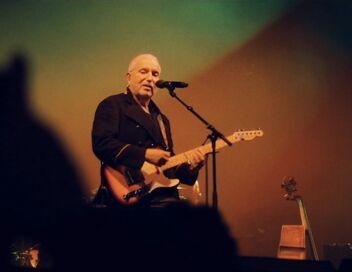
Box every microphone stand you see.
[166,86,232,210]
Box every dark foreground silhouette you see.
[0,54,84,270]
[0,55,238,271]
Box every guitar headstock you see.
[281,176,297,200]
[232,129,264,141]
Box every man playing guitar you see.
[92,54,204,207]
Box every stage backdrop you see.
[1,0,351,258]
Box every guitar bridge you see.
[123,186,149,202]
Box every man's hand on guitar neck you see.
[145,148,170,166]
[145,148,205,171]
[186,149,205,172]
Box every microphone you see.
[156,80,188,89]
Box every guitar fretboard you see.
[160,130,262,171]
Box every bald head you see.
[127,54,161,74]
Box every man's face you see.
[127,55,161,100]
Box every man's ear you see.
[126,72,131,85]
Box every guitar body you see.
[103,162,179,205]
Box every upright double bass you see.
[277,176,319,260]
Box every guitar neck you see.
[160,133,239,171]
[295,196,319,260]
[296,197,309,230]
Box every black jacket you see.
[91,90,197,205]
[92,90,173,168]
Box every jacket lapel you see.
[123,91,161,144]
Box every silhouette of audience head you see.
[50,202,238,272]
[0,54,84,269]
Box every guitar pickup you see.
[125,169,145,186]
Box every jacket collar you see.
[124,88,161,114]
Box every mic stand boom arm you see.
[167,87,232,209]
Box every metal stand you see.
[167,87,232,209]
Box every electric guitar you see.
[104,129,264,205]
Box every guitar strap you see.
[157,114,169,150]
